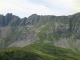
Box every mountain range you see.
[0,13,80,60]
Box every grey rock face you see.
[9,29,38,47]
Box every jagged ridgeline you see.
[0,13,80,52]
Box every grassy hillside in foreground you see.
[24,43,80,60]
[0,47,44,60]
[0,43,80,60]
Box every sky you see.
[0,0,80,18]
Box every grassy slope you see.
[37,24,50,43]
[0,47,44,60]
[0,43,80,60]
[24,43,80,60]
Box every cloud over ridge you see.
[0,0,80,18]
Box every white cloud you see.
[0,0,80,18]
[71,0,80,13]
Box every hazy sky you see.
[0,0,80,18]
